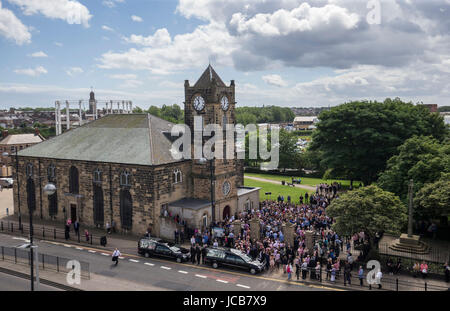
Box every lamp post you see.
[28,181,56,291]
[199,157,215,226]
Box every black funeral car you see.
[204,247,265,274]
[138,237,190,263]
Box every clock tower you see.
[184,65,241,223]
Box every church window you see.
[47,163,56,181]
[120,171,131,187]
[69,166,79,194]
[26,162,33,177]
[93,168,102,183]
[173,169,182,184]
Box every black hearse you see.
[138,237,190,263]
[204,247,265,274]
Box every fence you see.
[0,220,105,247]
[0,245,90,279]
[291,266,449,291]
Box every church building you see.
[13,66,260,238]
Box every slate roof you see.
[17,114,183,166]
[168,198,211,211]
[0,134,44,145]
[193,65,226,88]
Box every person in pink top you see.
[420,261,428,279]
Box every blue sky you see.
[1,0,449,110]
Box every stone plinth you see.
[233,220,241,237]
[305,230,315,251]
[282,222,295,246]
[250,217,260,241]
[389,233,430,254]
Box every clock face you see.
[220,96,229,111]
[222,181,231,196]
[193,95,205,111]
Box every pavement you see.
[0,270,62,291]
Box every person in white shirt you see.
[112,248,121,266]
[375,270,383,289]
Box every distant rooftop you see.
[0,134,44,145]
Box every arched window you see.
[120,171,131,187]
[93,184,104,226]
[26,163,33,177]
[69,166,79,194]
[173,169,182,184]
[26,178,36,212]
[93,168,102,183]
[120,189,133,230]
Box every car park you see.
[204,247,265,275]
[138,237,190,263]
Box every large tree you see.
[309,98,447,185]
[414,174,450,221]
[327,185,407,245]
[377,136,450,200]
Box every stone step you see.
[389,242,430,255]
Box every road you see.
[0,271,62,291]
[0,233,336,291]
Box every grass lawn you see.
[245,172,361,188]
[244,177,309,204]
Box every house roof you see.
[0,134,44,145]
[194,65,226,88]
[17,114,183,166]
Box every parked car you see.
[0,178,13,188]
[138,237,190,263]
[204,247,265,274]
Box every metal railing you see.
[0,221,105,247]
[0,245,90,279]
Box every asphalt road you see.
[0,271,62,291]
[0,233,334,291]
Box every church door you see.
[222,205,230,220]
[120,190,133,230]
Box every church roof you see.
[17,114,183,166]
[193,65,226,88]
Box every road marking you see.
[161,266,171,270]
[178,270,188,274]
[195,274,207,279]
[75,247,83,250]
[119,257,125,260]
[216,279,228,284]
[12,237,30,242]
[88,250,96,253]
[101,253,109,256]
[236,284,250,289]
[144,263,154,266]
[129,259,139,263]
[63,244,71,248]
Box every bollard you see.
[14,248,17,264]
[43,227,45,238]
[56,257,59,272]
[11,223,13,233]
[424,282,427,291]
[1,246,4,261]
[90,234,93,245]
[54,228,56,239]
[1,221,3,231]
[396,278,399,291]
[42,254,45,270]
[78,231,80,243]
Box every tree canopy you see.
[309,98,447,185]
[414,174,450,221]
[377,135,450,200]
[327,185,407,241]
[236,106,295,125]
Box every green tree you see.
[414,174,450,221]
[310,99,447,186]
[378,136,450,200]
[236,112,257,126]
[147,105,160,117]
[132,106,143,113]
[327,185,407,245]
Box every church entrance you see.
[223,205,230,220]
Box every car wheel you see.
[176,257,182,263]
[250,268,256,275]
[144,252,150,258]
[212,262,218,269]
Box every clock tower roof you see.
[194,64,226,88]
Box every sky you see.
[0,0,449,110]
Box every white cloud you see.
[262,74,288,87]
[102,0,124,8]
[66,67,83,76]
[131,15,142,22]
[14,66,47,76]
[101,25,114,32]
[54,41,63,47]
[29,51,47,57]
[109,74,137,80]
[100,23,236,74]
[120,79,143,88]
[7,0,92,27]
[0,1,31,45]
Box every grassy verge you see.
[244,177,309,204]
[245,172,360,188]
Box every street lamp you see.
[198,157,215,226]
[28,180,56,291]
